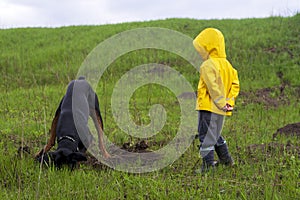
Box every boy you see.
[193,28,240,173]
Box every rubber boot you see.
[215,143,234,166]
[195,150,215,174]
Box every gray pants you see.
[197,110,226,158]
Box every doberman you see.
[35,77,110,169]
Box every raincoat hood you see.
[193,27,240,116]
[193,28,226,59]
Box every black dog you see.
[35,77,110,169]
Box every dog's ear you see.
[70,152,87,162]
[49,150,65,168]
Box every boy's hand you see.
[222,103,233,112]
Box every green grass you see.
[0,14,300,199]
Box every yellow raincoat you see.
[193,28,240,116]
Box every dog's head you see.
[36,148,87,169]
[49,148,87,169]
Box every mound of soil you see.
[121,140,150,153]
[245,123,300,162]
[273,122,300,138]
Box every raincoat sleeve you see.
[200,61,226,109]
[227,69,240,106]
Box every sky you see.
[0,0,299,28]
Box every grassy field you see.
[0,14,300,199]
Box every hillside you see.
[1,15,299,90]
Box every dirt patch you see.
[147,65,172,78]
[247,141,300,159]
[273,122,300,138]
[85,140,164,169]
[85,154,110,170]
[177,92,197,99]
[239,71,300,108]
[17,145,31,157]
[264,47,294,59]
[239,87,288,108]
[147,66,167,74]
[121,140,150,153]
